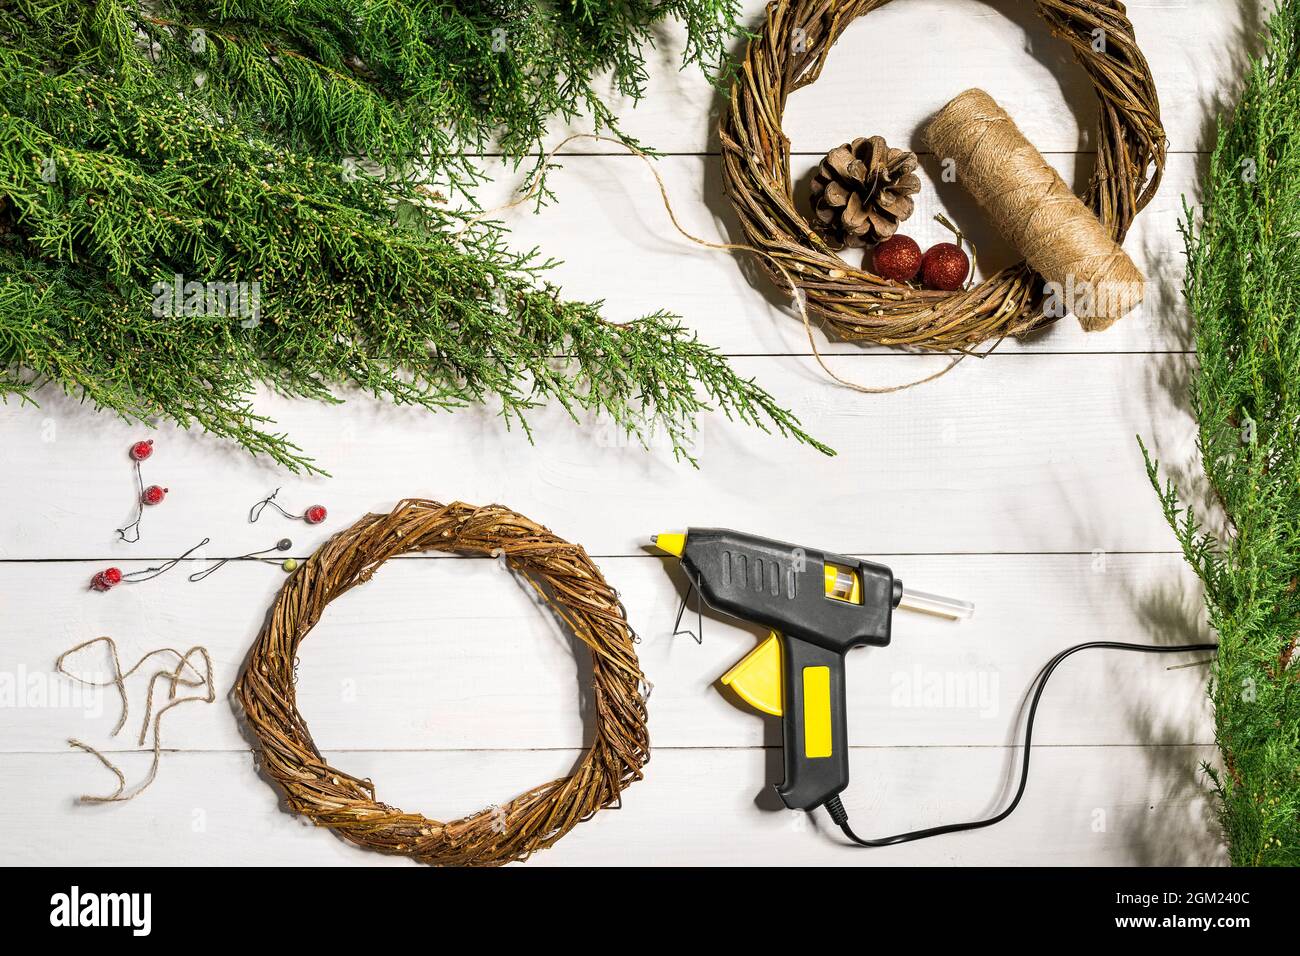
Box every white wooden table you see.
[0,0,1247,866]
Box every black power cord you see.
[823,640,1219,847]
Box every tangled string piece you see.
[720,0,1167,350]
[235,499,650,866]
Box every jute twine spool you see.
[236,499,650,866]
[927,89,1144,331]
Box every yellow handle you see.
[801,665,833,758]
[720,632,835,759]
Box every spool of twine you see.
[926,88,1144,331]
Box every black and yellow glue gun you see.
[653,528,1217,849]
[652,528,972,813]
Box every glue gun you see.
[652,528,973,813]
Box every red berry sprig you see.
[91,567,123,591]
[118,440,167,543]
[90,539,209,592]
[89,536,292,592]
[250,489,329,527]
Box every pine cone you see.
[809,136,921,249]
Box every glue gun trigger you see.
[720,632,783,717]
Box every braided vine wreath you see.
[719,0,1167,350]
[235,500,649,866]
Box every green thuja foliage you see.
[1142,0,1300,865]
[0,0,827,471]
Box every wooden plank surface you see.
[0,354,1201,560]
[0,746,1225,866]
[0,554,1212,753]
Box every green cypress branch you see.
[0,0,825,472]
[1143,0,1300,866]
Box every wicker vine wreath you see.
[235,499,650,866]
[719,0,1167,350]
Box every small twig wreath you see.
[719,0,1167,350]
[235,499,650,866]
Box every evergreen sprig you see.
[0,0,825,472]
[1142,0,1300,866]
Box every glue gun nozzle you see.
[897,586,975,621]
[651,532,686,557]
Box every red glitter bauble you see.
[921,243,971,291]
[871,235,922,283]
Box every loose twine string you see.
[235,499,649,866]
[476,132,970,394]
[926,89,1144,329]
[56,636,215,803]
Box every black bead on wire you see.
[91,537,294,591]
[189,538,294,582]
